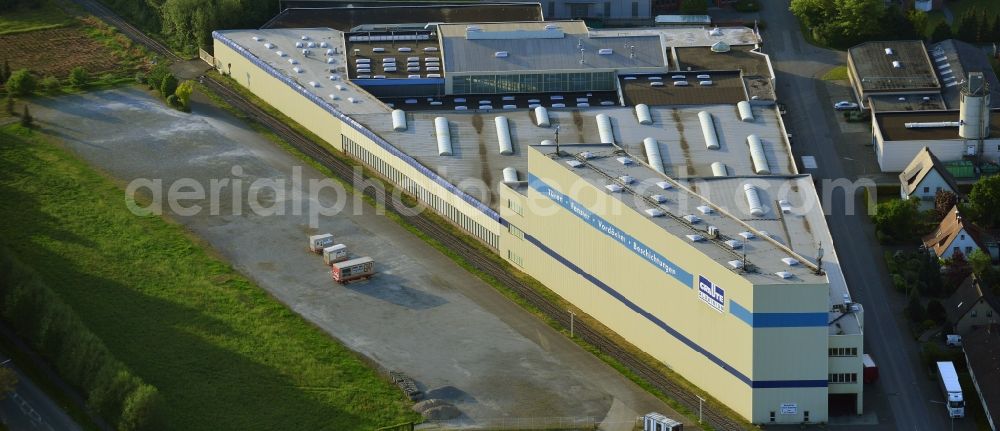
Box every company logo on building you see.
[698,276,725,313]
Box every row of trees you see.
[4,66,92,96]
[101,0,279,52]
[136,64,193,111]
[790,0,915,48]
[0,248,160,430]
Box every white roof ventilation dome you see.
[709,27,723,36]
[744,184,765,217]
[495,51,509,58]
[710,41,730,53]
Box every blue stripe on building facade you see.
[729,301,828,328]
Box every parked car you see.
[834,101,859,110]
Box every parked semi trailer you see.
[331,257,374,284]
[936,361,965,418]
[322,244,348,265]
[308,233,335,254]
[862,353,878,384]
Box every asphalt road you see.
[757,2,961,430]
[0,356,81,431]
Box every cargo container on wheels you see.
[308,233,335,254]
[331,257,374,284]
[936,361,965,418]
[322,244,348,265]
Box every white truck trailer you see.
[936,361,965,418]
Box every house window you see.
[966,246,973,254]
[954,247,960,255]
[961,234,966,240]
[972,310,978,318]
[923,187,930,193]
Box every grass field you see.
[0,124,419,430]
[0,0,74,35]
[821,65,848,81]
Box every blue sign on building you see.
[698,276,725,313]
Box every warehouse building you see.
[212,19,863,424]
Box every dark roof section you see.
[945,275,1000,325]
[265,3,544,32]
[875,110,1000,141]
[963,324,1000,430]
[848,40,940,93]
[930,39,1000,109]
[899,147,960,195]
[619,72,746,106]
[674,45,771,77]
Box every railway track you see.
[71,2,747,429]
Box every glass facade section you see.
[451,71,615,94]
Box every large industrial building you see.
[211,14,864,424]
[847,39,1000,172]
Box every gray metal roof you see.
[438,21,667,73]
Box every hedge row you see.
[0,247,160,430]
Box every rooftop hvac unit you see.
[781,257,799,266]
[656,181,673,190]
[635,104,653,125]
[597,114,615,144]
[686,234,705,242]
[683,214,701,224]
[744,184,765,217]
[434,117,453,156]
[252,36,261,41]
[707,225,719,237]
[651,194,667,203]
[391,109,407,131]
[295,42,304,48]
[495,116,513,155]
[300,35,309,40]
[566,160,583,168]
[738,231,755,240]
[698,111,720,150]
[775,271,793,279]
[728,260,744,269]
[606,184,624,193]
[643,137,664,174]
[264,43,274,49]
[725,239,742,249]
[619,175,635,184]
[616,156,633,165]
[892,60,902,69]
[598,48,613,55]
[885,47,894,55]
[495,51,509,58]
[580,151,595,159]
[502,167,518,184]
[697,205,713,214]
[541,139,554,146]
[645,208,665,217]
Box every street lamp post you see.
[568,310,576,338]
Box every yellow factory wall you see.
[213,38,503,248]
[501,147,832,423]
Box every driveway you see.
[757,2,963,430]
[27,87,685,430]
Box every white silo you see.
[959,72,990,140]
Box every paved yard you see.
[28,87,683,430]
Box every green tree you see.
[908,9,929,39]
[146,64,169,91]
[873,198,921,243]
[174,80,193,111]
[40,76,59,92]
[926,299,946,323]
[930,21,953,42]
[118,384,160,431]
[679,0,708,14]
[969,175,1000,228]
[956,12,980,42]
[159,74,177,99]
[19,105,31,127]
[5,69,36,96]
[907,290,925,322]
[3,95,13,116]
[945,250,972,292]
[68,67,89,88]
[0,367,16,400]
[790,0,833,28]
[0,59,9,83]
